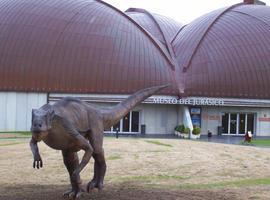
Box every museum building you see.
[0,0,270,136]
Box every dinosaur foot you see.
[87,180,104,192]
[63,188,84,199]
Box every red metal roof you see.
[1,1,270,99]
[172,4,270,98]
[125,8,184,95]
[126,8,183,60]
[0,0,176,94]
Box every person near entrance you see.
[244,131,253,143]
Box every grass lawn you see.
[0,131,31,135]
[0,131,31,139]
[243,139,270,147]
[1,137,270,200]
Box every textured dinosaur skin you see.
[30,84,168,198]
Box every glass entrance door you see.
[229,114,237,134]
[221,113,229,133]
[247,114,254,133]
[106,111,140,134]
[221,113,255,135]
[238,114,246,135]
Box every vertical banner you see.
[190,107,201,128]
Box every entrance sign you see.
[153,97,224,106]
[190,107,201,127]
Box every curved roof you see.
[1,1,270,99]
[126,8,183,60]
[0,0,176,94]
[172,3,270,98]
[125,8,184,94]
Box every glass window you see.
[122,113,130,132]
[222,113,229,133]
[238,114,246,134]
[131,111,139,132]
[221,113,255,135]
[247,114,254,134]
[110,111,140,133]
[230,114,237,134]
[113,121,120,132]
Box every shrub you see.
[192,127,201,135]
[179,124,185,132]
[175,124,185,132]
[183,127,190,134]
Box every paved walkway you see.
[199,135,245,145]
[105,133,270,146]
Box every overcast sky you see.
[104,0,269,24]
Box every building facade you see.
[1,91,270,136]
[0,0,270,136]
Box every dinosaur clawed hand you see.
[33,155,43,169]
[86,179,104,192]
[63,188,84,199]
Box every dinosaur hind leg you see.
[87,150,107,191]
[86,122,107,192]
[62,151,84,198]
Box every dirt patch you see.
[0,184,241,200]
[1,138,270,199]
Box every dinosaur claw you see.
[86,180,97,192]
[63,188,83,199]
[87,180,104,192]
[98,182,104,191]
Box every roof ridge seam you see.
[172,3,243,97]
[126,8,184,95]
[171,25,186,44]
[97,0,176,70]
[183,3,243,73]
[232,9,270,29]
[131,8,176,64]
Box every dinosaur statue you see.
[30,84,168,199]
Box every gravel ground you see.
[1,137,270,200]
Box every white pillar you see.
[182,106,193,135]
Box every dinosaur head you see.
[31,108,55,141]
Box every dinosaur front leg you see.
[30,138,43,169]
[62,151,83,199]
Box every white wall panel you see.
[26,93,47,131]
[6,93,17,131]
[256,109,270,137]
[0,92,47,132]
[0,93,7,130]
[16,93,28,131]
[141,104,178,134]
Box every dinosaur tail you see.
[102,84,170,129]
